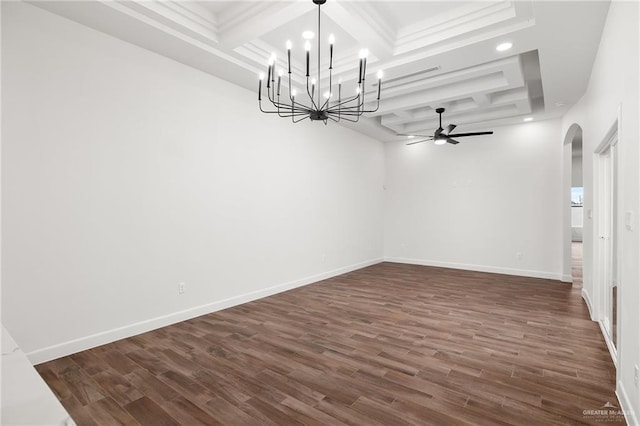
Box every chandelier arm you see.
[260,105,291,115]
[335,103,365,112]
[338,85,341,119]
[260,105,299,116]
[271,68,276,98]
[327,111,360,122]
[288,94,315,113]
[318,63,335,110]
[275,96,304,117]
[332,110,362,121]
[276,96,287,118]
[259,98,282,114]
[266,87,308,112]
[266,95,297,111]
[266,80,275,103]
[317,2,321,109]
[326,63,333,109]
[319,97,330,111]
[339,97,377,113]
[358,100,381,113]
[292,115,310,123]
[343,91,378,113]
[331,97,341,122]
[331,111,365,117]
[287,72,295,103]
[331,98,373,114]
[326,114,340,123]
[306,78,319,111]
[261,98,309,116]
[325,92,361,111]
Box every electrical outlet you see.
[634,365,639,388]
[516,252,523,260]
[178,282,186,295]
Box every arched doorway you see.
[562,124,584,291]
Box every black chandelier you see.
[258,0,383,124]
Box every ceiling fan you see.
[401,107,494,145]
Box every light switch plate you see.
[625,211,634,231]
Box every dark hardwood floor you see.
[37,262,624,425]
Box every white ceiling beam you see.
[395,1,516,55]
[399,104,522,135]
[322,2,395,60]
[473,94,491,107]
[380,56,520,101]
[382,85,531,128]
[218,2,311,49]
[373,72,509,117]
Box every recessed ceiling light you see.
[496,42,513,52]
[407,135,415,139]
[523,117,533,122]
[302,30,315,40]
[555,101,567,107]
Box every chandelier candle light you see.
[258,0,383,124]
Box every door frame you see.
[592,111,622,368]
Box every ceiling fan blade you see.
[397,134,432,138]
[446,137,460,145]
[443,124,457,135]
[447,131,494,137]
[406,138,432,146]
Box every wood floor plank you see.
[100,349,140,375]
[92,369,144,406]
[124,397,180,426]
[37,261,624,425]
[86,397,140,426]
[161,396,224,426]
[125,369,180,403]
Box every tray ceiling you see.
[30,0,610,142]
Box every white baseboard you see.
[561,274,573,283]
[28,257,383,365]
[384,256,564,281]
[598,320,618,368]
[582,288,594,320]
[617,380,638,426]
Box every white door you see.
[598,146,613,342]
[595,133,618,357]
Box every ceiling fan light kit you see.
[257,0,383,124]
[403,107,494,146]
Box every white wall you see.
[561,1,639,422]
[1,2,384,363]
[572,154,583,186]
[384,119,564,280]
[572,207,584,228]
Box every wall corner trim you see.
[26,257,384,365]
[581,288,594,320]
[616,380,639,426]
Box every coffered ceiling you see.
[30,0,610,142]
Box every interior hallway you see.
[572,242,583,289]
